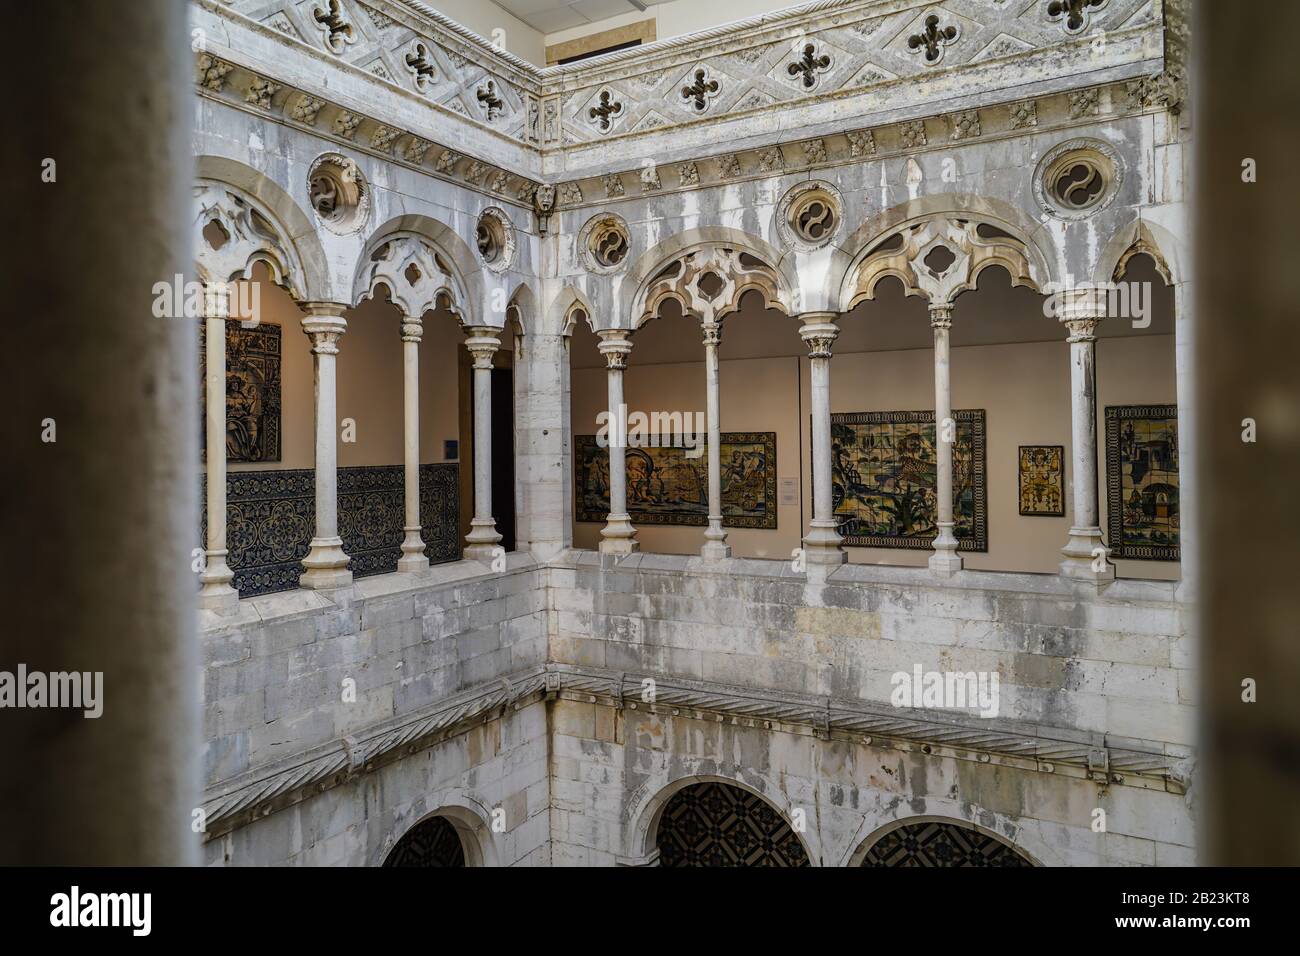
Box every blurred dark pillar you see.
[0,2,198,862]
[1197,1,1300,864]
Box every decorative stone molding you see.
[196,53,233,92]
[899,119,927,149]
[634,245,786,326]
[1047,0,1109,36]
[290,94,327,126]
[200,660,1185,838]
[1032,137,1123,220]
[847,217,1040,309]
[354,233,466,319]
[947,109,981,141]
[777,180,843,252]
[306,152,369,235]
[578,214,631,275]
[1009,99,1038,129]
[847,129,876,157]
[312,0,356,54]
[474,206,516,273]
[679,66,721,113]
[244,76,280,110]
[208,0,1165,157]
[906,13,960,66]
[193,183,300,295]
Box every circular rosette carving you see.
[579,213,631,275]
[306,152,370,235]
[1033,138,1123,220]
[777,180,843,251]
[475,207,516,273]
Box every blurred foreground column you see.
[1197,1,1300,865]
[0,1,198,862]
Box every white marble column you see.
[299,303,353,590]
[463,327,503,562]
[398,315,428,572]
[1059,293,1114,582]
[928,303,963,574]
[198,283,239,608]
[800,315,845,566]
[597,330,638,555]
[701,320,730,560]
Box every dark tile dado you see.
[201,463,461,597]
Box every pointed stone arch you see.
[352,231,469,324]
[622,227,796,329]
[195,155,329,302]
[838,194,1053,312]
[842,216,1044,311]
[1095,218,1180,287]
[360,214,485,327]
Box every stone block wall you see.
[197,550,1194,866]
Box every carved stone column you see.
[928,303,963,575]
[1059,293,1114,582]
[463,327,503,562]
[701,320,730,560]
[597,330,638,555]
[198,283,239,608]
[800,315,845,566]
[299,303,353,590]
[398,315,428,572]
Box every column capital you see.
[928,303,954,329]
[1063,316,1102,343]
[799,317,839,359]
[597,329,633,369]
[1054,286,1108,329]
[463,326,501,369]
[202,281,230,319]
[400,316,424,343]
[701,320,722,348]
[301,312,347,354]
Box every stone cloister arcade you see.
[193,177,1181,604]
[181,0,1193,867]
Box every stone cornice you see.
[208,0,1168,168]
[549,77,1173,212]
[202,660,1190,839]
[194,51,544,211]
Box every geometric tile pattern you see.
[200,463,460,597]
[656,783,810,867]
[860,821,1033,867]
[382,816,466,867]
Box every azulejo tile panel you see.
[828,409,988,552]
[573,432,777,529]
[201,463,461,597]
[1105,404,1179,561]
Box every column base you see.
[702,520,730,561]
[198,552,239,609]
[600,513,639,556]
[397,526,429,573]
[1060,526,1115,583]
[464,518,503,564]
[928,524,963,575]
[802,520,846,566]
[300,536,353,590]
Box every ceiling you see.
[490,0,668,35]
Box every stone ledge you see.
[203,658,1191,837]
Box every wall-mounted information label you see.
[779,477,799,506]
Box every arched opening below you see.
[653,782,810,867]
[382,815,467,867]
[858,819,1034,867]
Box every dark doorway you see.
[655,782,810,867]
[490,366,516,552]
[382,816,466,867]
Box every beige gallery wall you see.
[217,281,465,476]
[570,322,1179,580]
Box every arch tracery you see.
[193,181,305,298]
[352,232,468,322]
